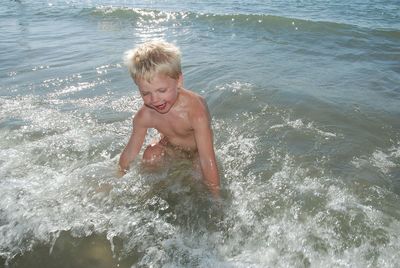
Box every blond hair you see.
[124,40,182,83]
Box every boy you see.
[119,40,220,198]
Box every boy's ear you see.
[178,74,184,87]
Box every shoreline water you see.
[1,0,400,267]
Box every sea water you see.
[1,0,400,267]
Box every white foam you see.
[270,117,337,139]
[352,145,399,175]
[216,81,253,94]
[371,150,396,174]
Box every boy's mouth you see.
[154,103,167,111]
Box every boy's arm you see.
[193,103,220,198]
[118,113,147,174]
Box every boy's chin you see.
[155,110,170,114]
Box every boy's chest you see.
[153,112,193,138]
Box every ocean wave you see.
[86,6,400,36]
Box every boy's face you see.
[136,73,182,114]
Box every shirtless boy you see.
[119,40,220,197]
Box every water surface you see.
[1,0,400,267]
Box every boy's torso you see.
[143,88,202,151]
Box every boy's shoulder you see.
[180,88,210,122]
[133,105,155,127]
[180,88,206,107]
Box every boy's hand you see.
[117,166,128,178]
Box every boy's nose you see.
[151,93,160,103]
